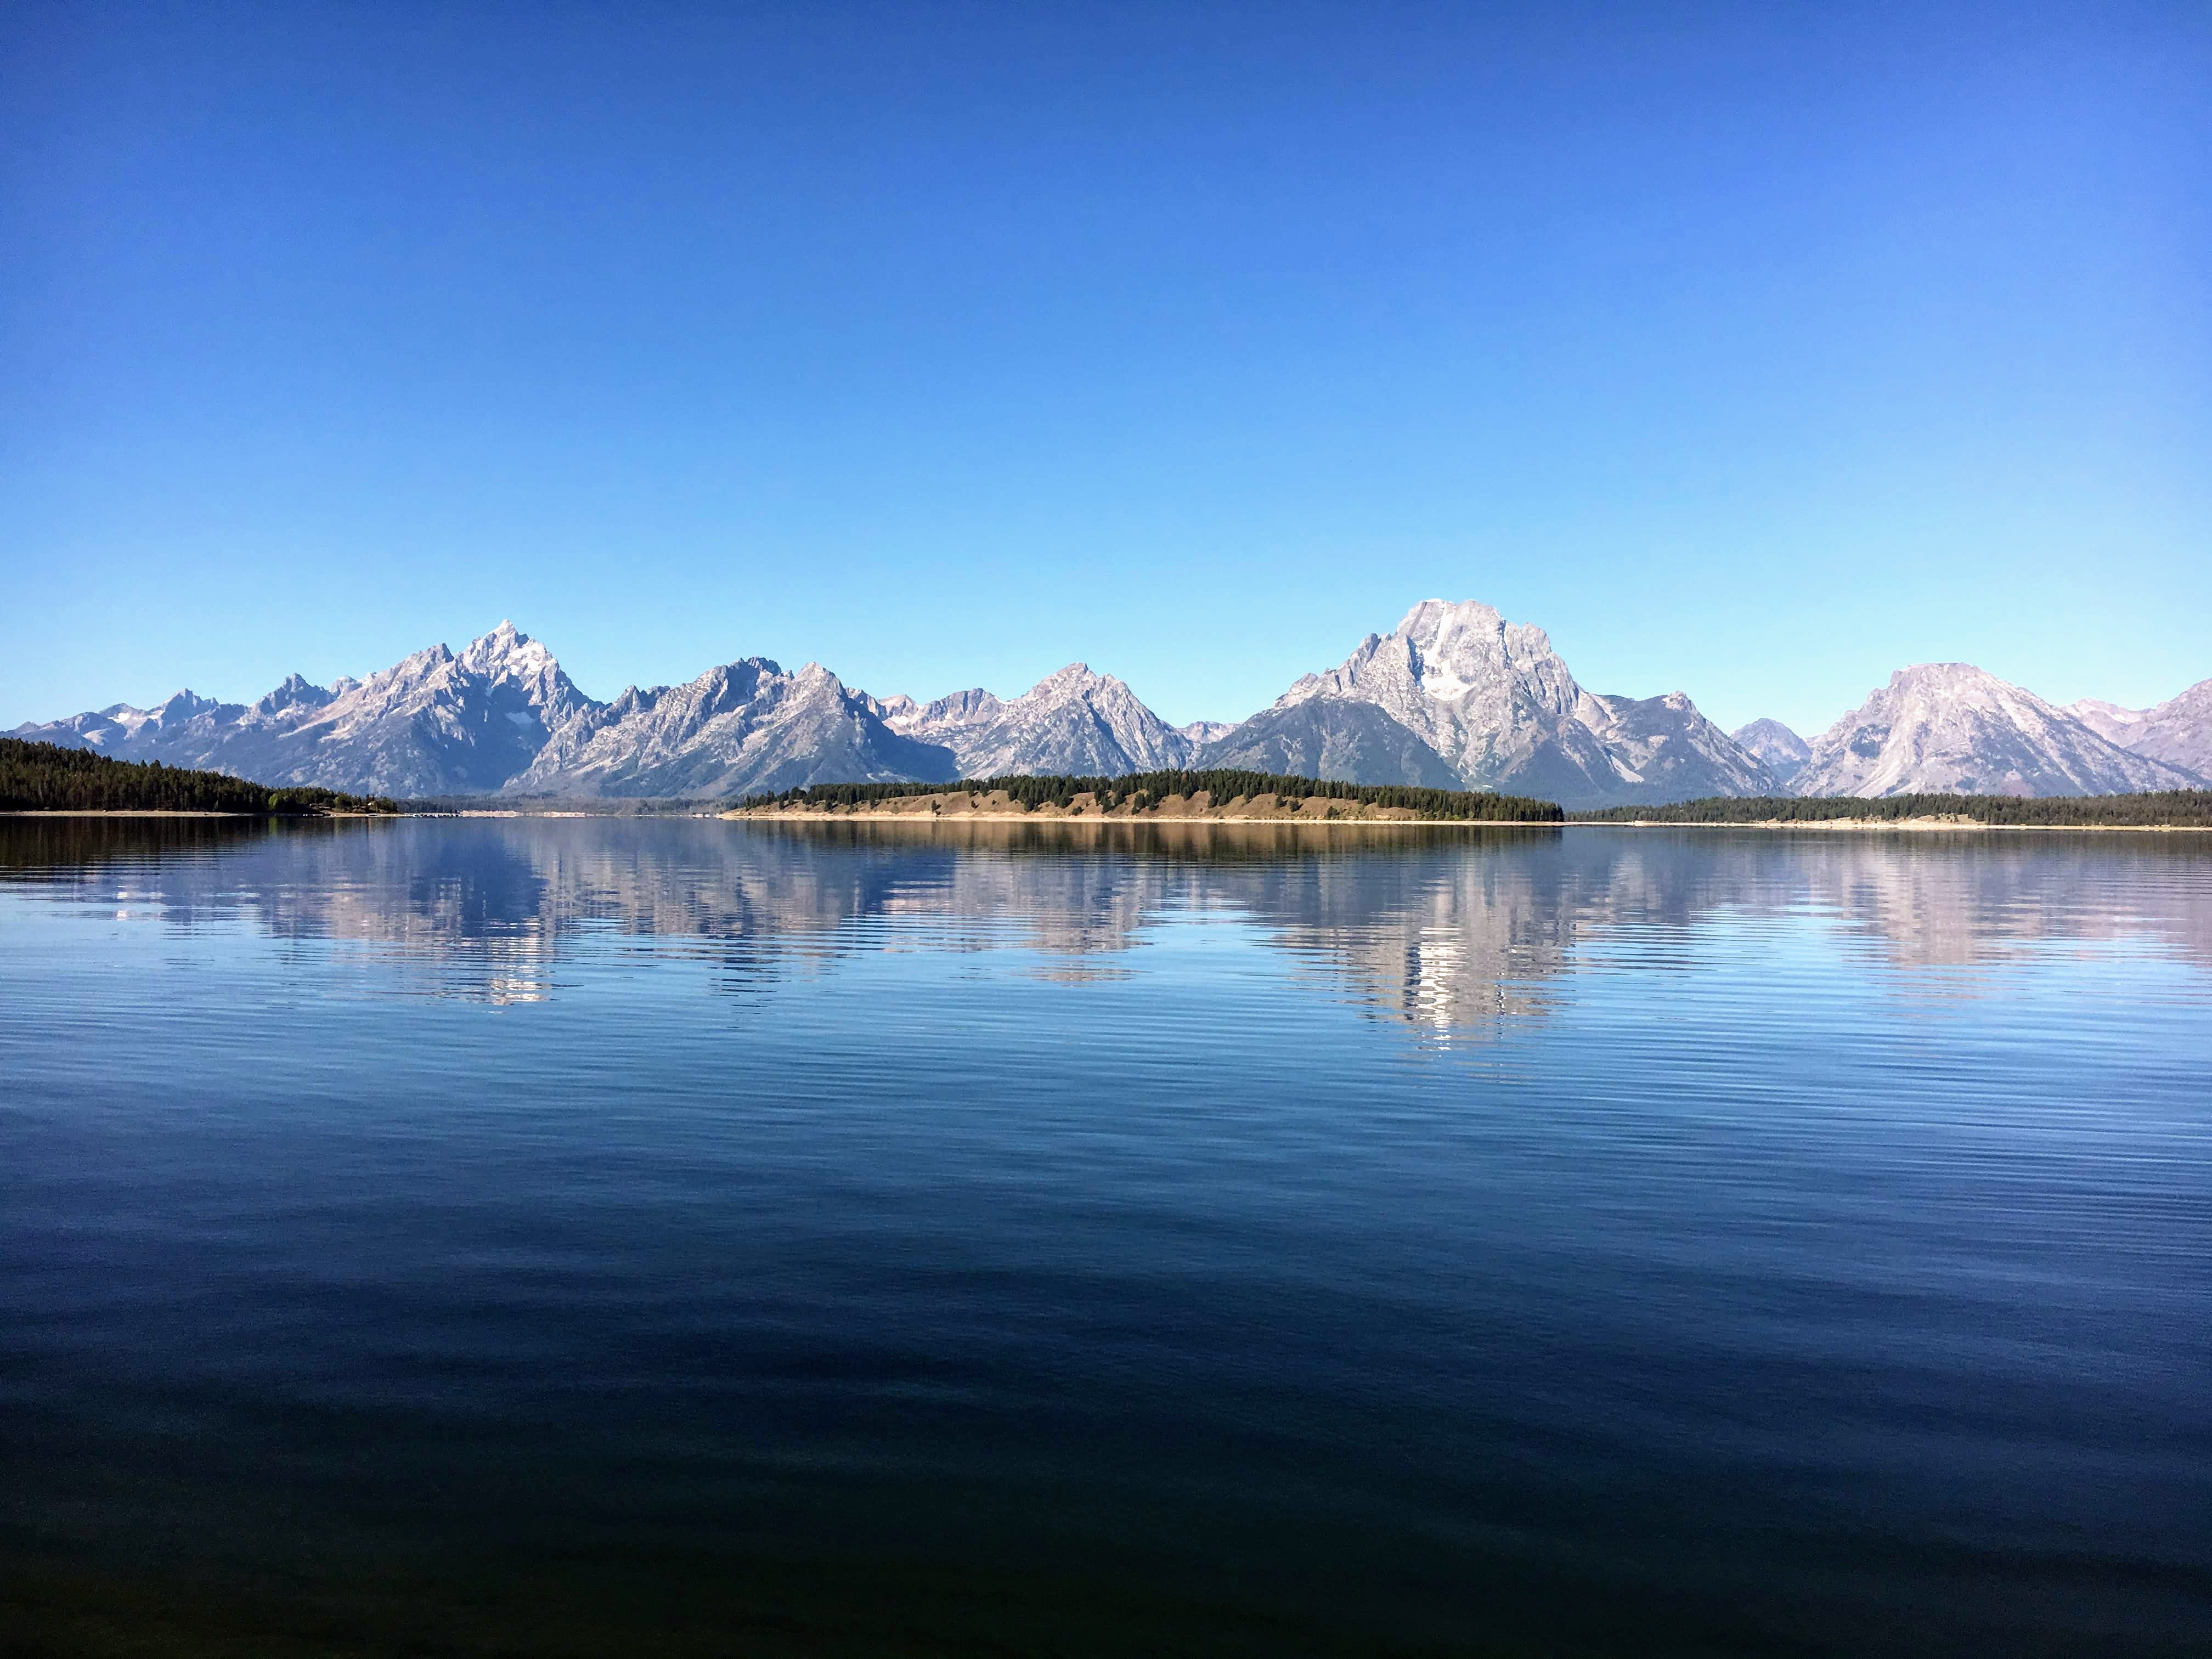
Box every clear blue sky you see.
[4,1,2207,736]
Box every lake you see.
[2,816,2208,1656]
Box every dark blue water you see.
[3,817,2209,1656]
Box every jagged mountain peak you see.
[508,653,954,799]
[456,619,553,674]
[1242,597,1761,805]
[19,614,2202,805]
[2063,698,2145,743]
[1796,663,2199,798]
[868,692,920,723]
[1730,718,1812,784]
[1885,662,2017,699]
[1178,719,1237,746]
[252,673,334,718]
[1397,600,1569,697]
[879,661,1191,777]
[366,642,457,691]
[2062,676,2212,778]
[1732,715,1805,747]
[1027,662,1110,698]
[891,687,1001,728]
[1395,596,1553,655]
[1284,598,1581,722]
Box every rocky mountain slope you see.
[9,623,596,797]
[877,664,1196,777]
[19,612,2203,804]
[1795,664,2200,798]
[1730,718,1812,786]
[2066,679,2212,780]
[1193,700,1466,789]
[510,660,956,799]
[1203,600,1774,807]
[13,624,950,800]
[1176,719,1238,746]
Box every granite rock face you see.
[13,624,951,800]
[1227,600,1773,806]
[1176,719,1238,747]
[24,611,2197,804]
[878,664,1196,778]
[10,622,595,797]
[2064,679,2212,781]
[1796,664,2202,798]
[1730,718,1812,787]
[510,660,956,799]
[1196,699,1467,789]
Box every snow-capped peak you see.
[1396,597,1507,646]
[457,620,556,680]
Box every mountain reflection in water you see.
[3,815,2210,1657]
[6,815,2210,1023]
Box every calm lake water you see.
[3,816,2209,1656]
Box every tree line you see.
[743,769,1565,822]
[1575,791,2212,827]
[0,737,400,815]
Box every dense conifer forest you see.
[1576,791,2212,827]
[746,770,1565,822]
[0,737,400,815]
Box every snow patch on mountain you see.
[1263,599,1771,805]
[22,615,2197,805]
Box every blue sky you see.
[4,1,2207,736]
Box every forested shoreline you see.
[743,770,1565,822]
[1575,791,2212,827]
[0,737,400,815]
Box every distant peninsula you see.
[730,771,1565,823]
[1,737,400,816]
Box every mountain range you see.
[1783,664,2197,799]
[14,602,2208,806]
[1204,600,1778,803]
[2064,681,2212,781]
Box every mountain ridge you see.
[1796,664,2199,798]
[1206,600,1775,808]
[15,612,2207,804]
[1730,718,1812,786]
[2064,679,2212,780]
[879,663,1197,777]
